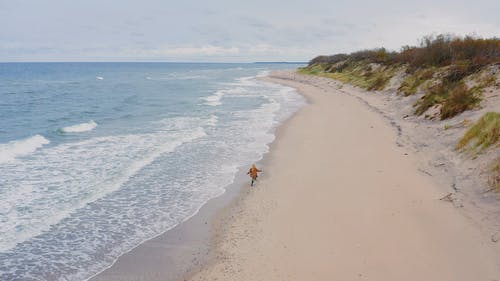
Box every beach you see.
[3,2,500,280]
[183,70,500,281]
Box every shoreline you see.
[90,158,261,281]
[89,73,304,281]
[184,70,500,280]
[92,69,499,281]
[177,82,310,281]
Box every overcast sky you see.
[1,0,499,62]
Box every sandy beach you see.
[4,2,500,280]
[184,71,500,281]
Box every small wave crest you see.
[201,86,249,107]
[255,70,270,77]
[61,120,98,133]
[0,119,207,252]
[153,115,219,131]
[0,135,50,164]
[0,67,307,281]
[201,90,224,106]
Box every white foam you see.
[153,116,218,130]
[61,120,98,133]
[148,74,207,81]
[0,70,307,280]
[0,117,208,252]
[201,90,224,106]
[0,135,50,164]
[201,82,253,107]
[96,76,104,80]
[206,115,219,127]
[255,70,270,77]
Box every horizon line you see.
[0,61,308,64]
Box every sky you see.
[1,0,499,62]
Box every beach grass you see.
[456,112,500,153]
[299,63,396,91]
[398,67,435,96]
[489,158,500,192]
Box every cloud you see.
[159,45,240,56]
[0,0,499,62]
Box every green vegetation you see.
[308,34,500,69]
[398,68,435,96]
[302,34,500,119]
[299,62,397,90]
[440,82,482,119]
[489,158,500,192]
[398,35,500,70]
[456,112,500,154]
[413,81,482,119]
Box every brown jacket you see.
[247,165,262,179]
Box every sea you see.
[0,62,305,280]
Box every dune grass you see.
[398,68,435,96]
[439,82,482,119]
[299,62,396,91]
[456,112,500,153]
[489,158,500,192]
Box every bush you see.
[440,82,481,119]
[303,34,496,117]
[308,34,500,71]
[309,54,349,65]
[395,34,500,69]
[368,75,389,91]
[445,60,483,83]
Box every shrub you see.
[440,82,481,119]
[309,54,349,65]
[368,75,389,91]
[444,60,483,83]
[308,34,500,71]
[395,34,500,69]
[303,33,498,117]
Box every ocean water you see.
[0,63,305,280]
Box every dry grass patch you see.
[398,68,436,96]
[414,81,482,119]
[457,112,500,153]
[488,158,500,192]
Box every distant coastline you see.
[253,61,308,64]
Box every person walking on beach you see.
[247,164,262,186]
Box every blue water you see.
[0,63,305,280]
